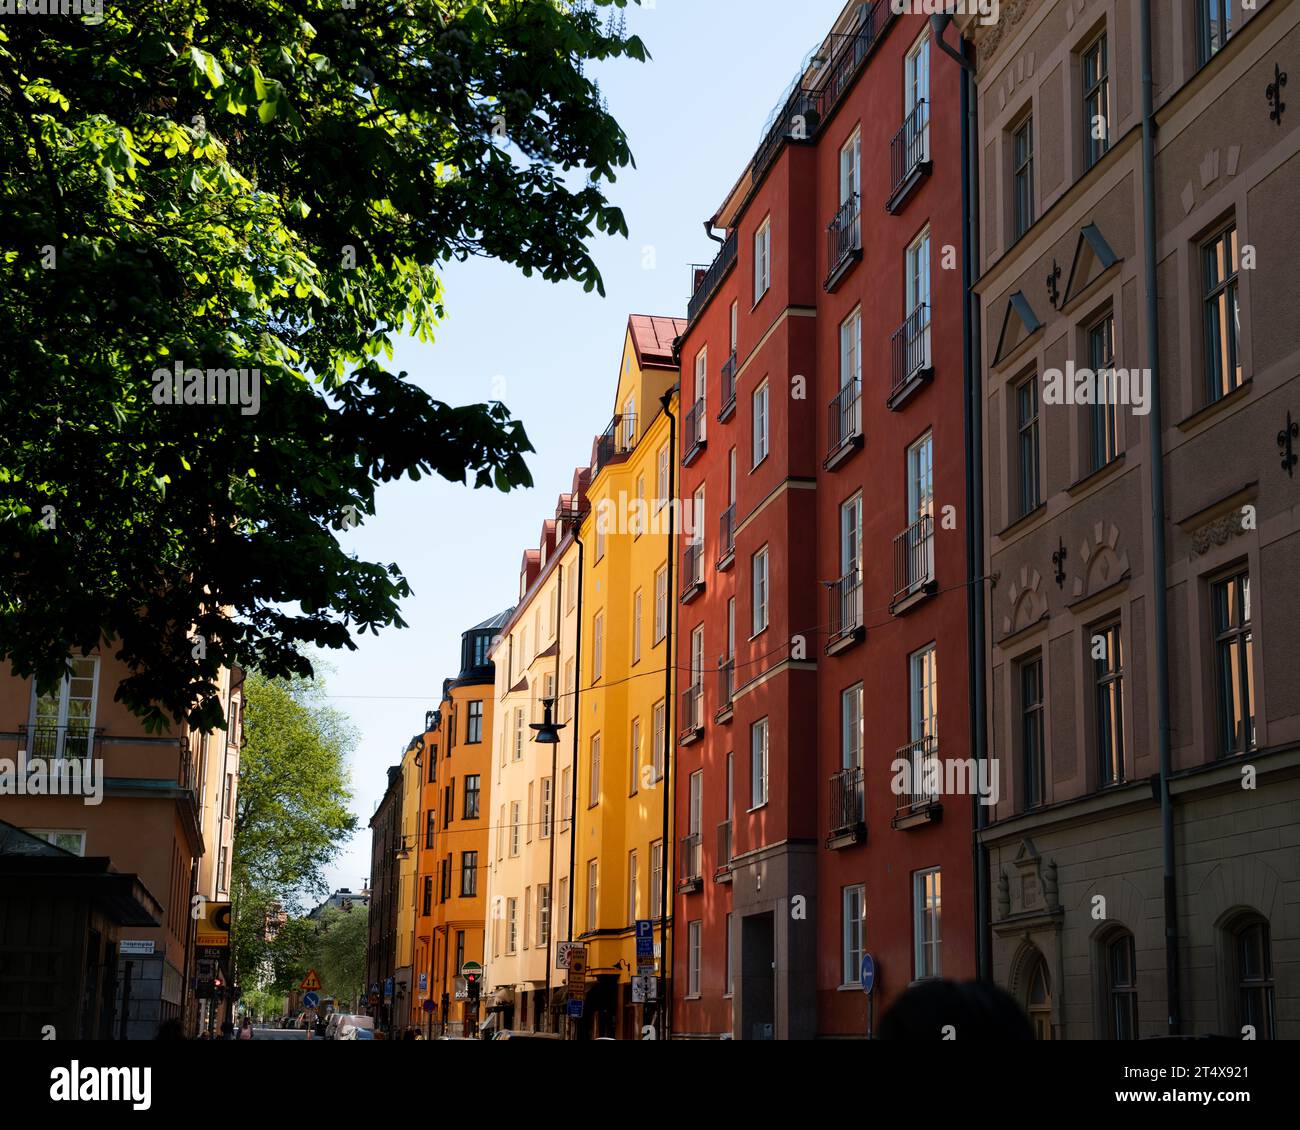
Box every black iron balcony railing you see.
[717,656,735,715]
[594,412,637,474]
[684,399,706,461]
[828,569,864,643]
[891,303,931,399]
[18,723,100,765]
[893,514,935,605]
[680,682,703,738]
[679,833,703,885]
[687,229,738,324]
[890,98,930,202]
[826,193,861,282]
[715,820,733,878]
[682,541,704,595]
[829,766,866,835]
[718,504,735,564]
[719,350,738,420]
[895,734,939,814]
[751,0,897,188]
[828,379,862,457]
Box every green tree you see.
[0,0,645,730]
[312,904,369,1008]
[229,670,358,984]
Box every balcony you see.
[679,683,703,746]
[887,99,931,213]
[719,351,738,422]
[826,569,865,655]
[594,412,637,475]
[825,193,862,292]
[717,504,736,570]
[18,723,101,769]
[681,540,705,603]
[825,379,863,470]
[826,766,867,850]
[714,820,733,882]
[892,514,936,613]
[891,735,942,829]
[889,303,933,409]
[716,657,735,723]
[686,229,738,325]
[683,398,707,466]
[678,833,703,894]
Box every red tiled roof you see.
[628,314,687,370]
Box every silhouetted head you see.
[878,979,1034,1040]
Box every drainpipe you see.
[567,528,584,1026]
[546,562,564,1031]
[1140,0,1180,1036]
[658,388,677,1041]
[932,13,991,985]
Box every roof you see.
[628,315,687,370]
[469,608,513,634]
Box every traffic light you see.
[213,977,225,1001]
[465,973,481,1003]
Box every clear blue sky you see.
[322,0,848,896]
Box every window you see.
[440,854,451,902]
[1020,656,1045,809]
[632,589,643,664]
[751,717,769,808]
[907,432,935,584]
[524,887,531,949]
[561,766,572,832]
[840,306,861,393]
[840,494,863,627]
[541,777,553,838]
[1213,570,1255,756]
[514,708,524,761]
[905,28,930,154]
[1088,313,1118,470]
[443,780,454,827]
[1203,223,1242,403]
[1094,622,1126,786]
[694,347,707,421]
[467,700,484,744]
[752,380,769,467]
[510,801,521,856]
[1027,955,1052,1040]
[688,770,703,875]
[567,567,577,612]
[841,683,864,771]
[688,920,703,997]
[454,930,466,976]
[222,773,233,820]
[564,658,575,723]
[24,829,85,855]
[635,475,645,539]
[754,216,771,302]
[906,227,931,326]
[587,860,598,933]
[507,897,518,954]
[526,781,534,843]
[1082,33,1110,170]
[629,717,641,795]
[595,514,606,561]
[461,851,478,897]
[628,850,639,922]
[839,127,861,210]
[422,876,433,916]
[651,700,666,782]
[1012,114,1034,239]
[425,808,437,849]
[1105,930,1138,1039]
[1017,374,1041,515]
[913,868,942,978]
[843,885,866,986]
[657,443,670,510]
[538,884,551,948]
[589,733,601,807]
[752,546,769,635]
[592,610,604,682]
[650,840,664,917]
[497,804,505,859]
[654,566,668,642]
[910,644,938,746]
[1233,917,1275,1039]
[558,878,569,941]
[29,655,99,759]
[730,300,738,353]
[1198,0,1235,65]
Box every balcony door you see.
[694,347,707,444]
[907,433,934,587]
[29,656,99,760]
[909,644,938,747]
[905,229,932,372]
[838,128,861,249]
[840,493,863,629]
[905,31,930,161]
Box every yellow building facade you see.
[572,315,685,1039]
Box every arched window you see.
[1026,954,1052,1040]
[1232,916,1275,1039]
[1103,930,1138,1039]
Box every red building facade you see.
[672,0,974,1039]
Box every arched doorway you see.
[1025,953,1052,1040]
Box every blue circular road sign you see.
[860,954,876,995]
[303,990,320,1009]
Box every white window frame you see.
[842,683,864,771]
[688,920,703,997]
[913,868,942,979]
[843,884,866,986]
[751,717,769,809]
[752,545,770,635]
[753,216,771,303]
[752,380,769,467]
[28,655,100,760]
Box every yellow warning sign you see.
[300,969,322,991]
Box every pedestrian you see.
[221,1019,235,1040]
[239,1017,254,1040]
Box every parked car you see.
[338,1023,376,1041]
[329,1014,375,1040]
[491,1030,562,1041]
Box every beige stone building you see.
[959,0,1300,1038]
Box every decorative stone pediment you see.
[1192,512,1248,555]
[1002,563,1047,637]
[1072,521,1130,600]
[993,291,1044,367]
[1000,838,1060,920]
[1062,223,1121,309]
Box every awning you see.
[479,1015,497,1032]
